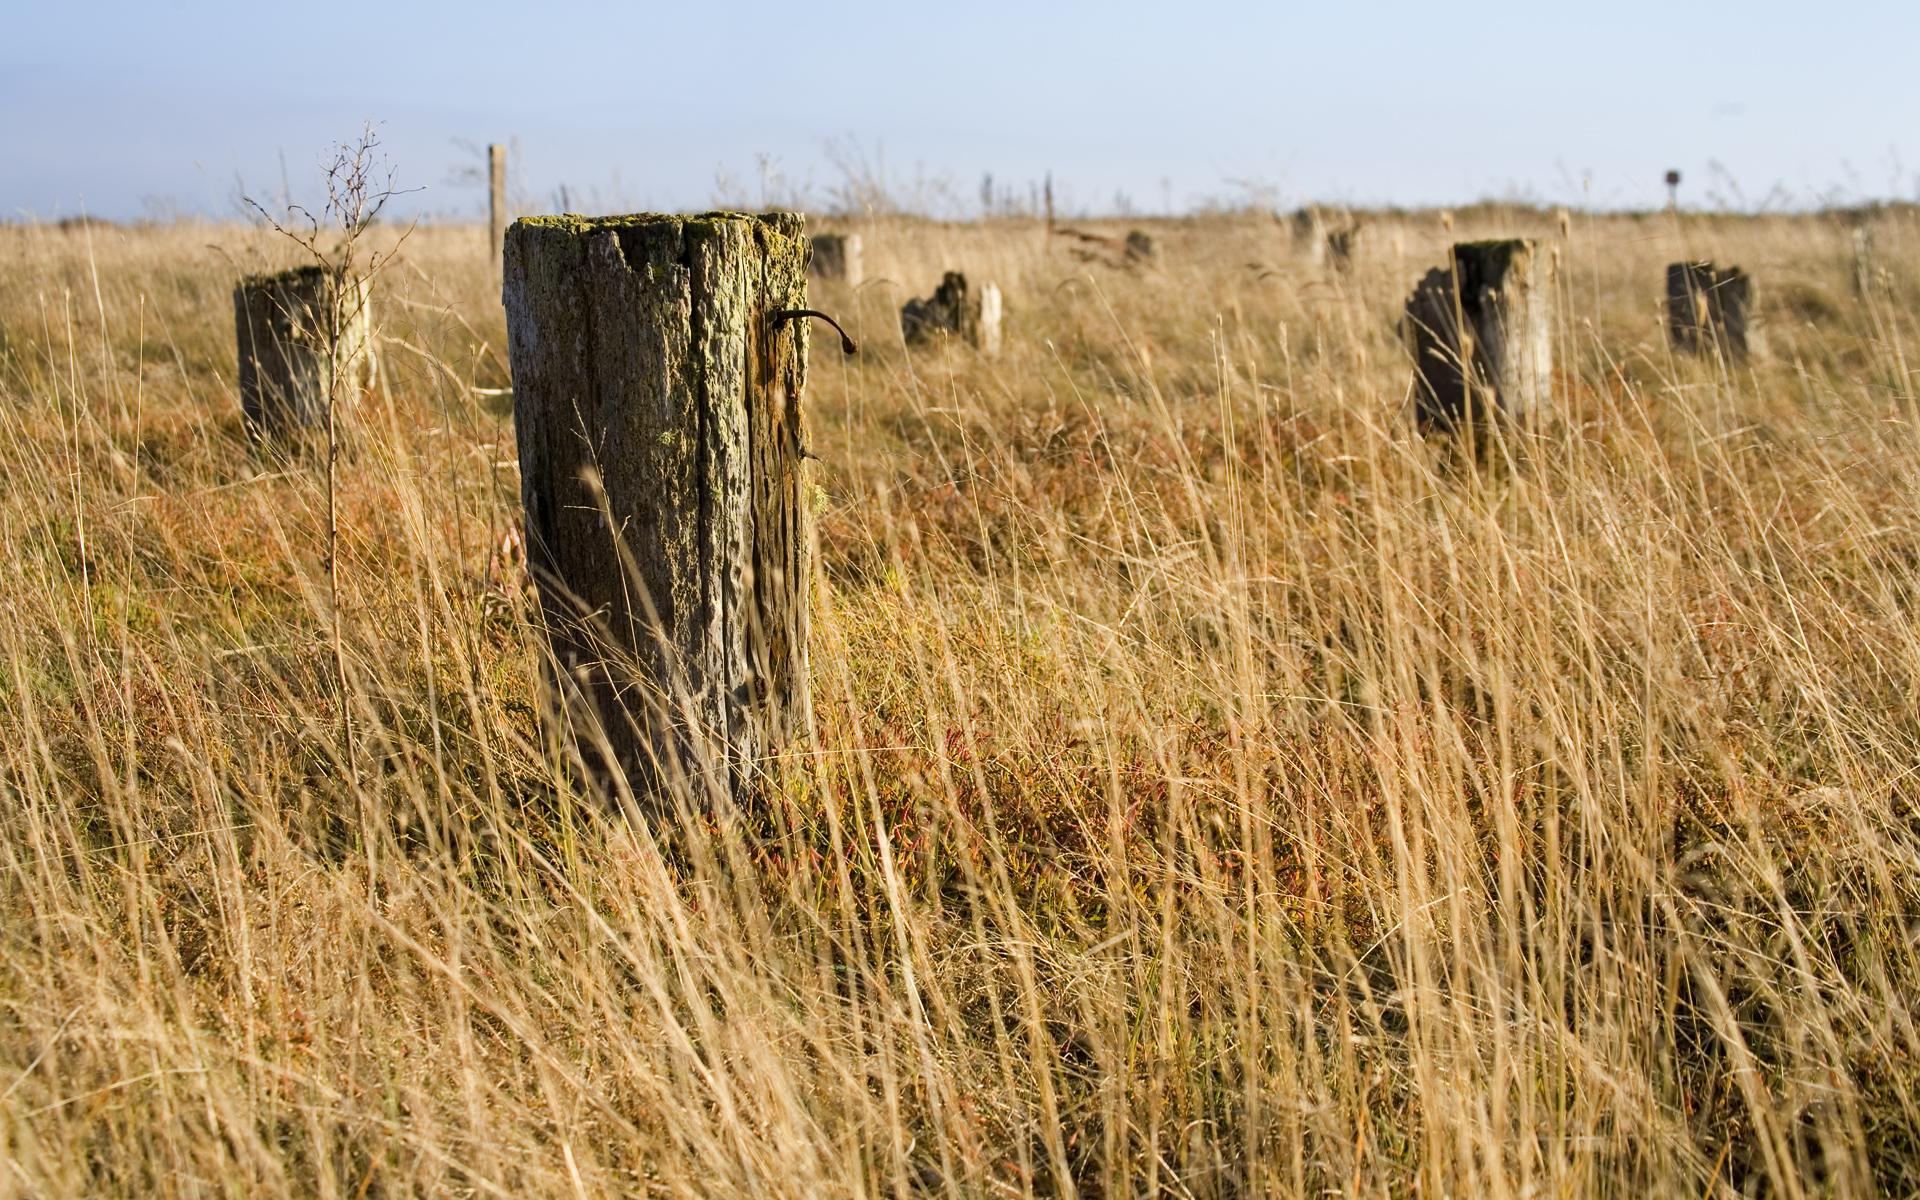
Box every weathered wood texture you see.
[1402,239,1553,433]
[902,271,1001,354]
[488,144,508,266]
[808,233,863,287]
[503,212,813,808]
[233,266,373,440]
[1666,261,1760,359]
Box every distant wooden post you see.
[978,282,1003,357]
[1402,239,1553,434]
[1326,225,1361,273]
[1852,226,1882,298]
[233,266,374,441]
[502,212,814,808]
[902,271,1001,354]
[1666,261,1760,360]
[808,233,863,287]
[1292,207,1326,266]
[1044,172,1055,242]
[488,144,508,266]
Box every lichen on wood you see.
[503,211,812,810]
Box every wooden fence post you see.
[808,232,863,287]
[902,271,1001,354]
[488,144,508,267]
[1666,261,1760,360]
[1291,207,1326,266]
[1402,239,1553,434]
[979,282,1003,357]
[233,266,374,441]
[502,212,814,808]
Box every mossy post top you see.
[507,210,805,240]
[504,211,808,297]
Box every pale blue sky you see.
[4,0,1915,221]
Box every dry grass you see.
[3,203,1920,1197]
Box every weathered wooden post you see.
[902,271,1001,354]
[978,282,1003,357]
[1666,261,1761,360]
[808,232,863,287]
[502,212,815,808]
[233,266,374,441]
[1291,207,1326,266]
[488,144,508,267]
[1401,239,1553,434]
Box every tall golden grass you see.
[2,203,1918,1197]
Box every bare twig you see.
[241,123,418,778]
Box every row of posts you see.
[231,208,1819,813]
[233,227,1769,446]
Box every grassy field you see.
[3,203,1919,1197]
